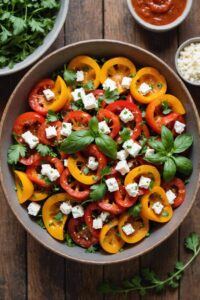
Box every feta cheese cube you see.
[152,201,164,215]
[105,177,119,192]
[98,120,111,134]
[72,205,84,218]
[47,168,60,182]
[117,149,129,161]
[122,223,135,236]
[27,202,41,216]
[115,160,130,175]
[71,87,85,101]
[21,130,39,149]
[125,183,139,197]
[166,189,176,205]
[102,78,117,91]
[123,140,142,157]
[60,122,72,137]
[100,212,110,222]
[41,164,52,175]
[45,126,57,139]
[76,70,84,82]
[128,161,134,168]
[138,176,151,189]
[63,159,68,167]
[60,201,72,215]
[174,121,186,134]
[87,156,99,171]
[82,93,97,110]
[92,217,103,229]
[43,89,55,101]
[138,82,152,95]
[121,76,132,89]
[145,147,155,158]
[119,108,134,123]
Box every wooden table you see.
[0,1,200,299]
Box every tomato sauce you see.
[131,0,187,26]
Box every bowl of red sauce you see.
[127,0,193,32]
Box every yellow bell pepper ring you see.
[130,67,167,104]
[29,191,49,201]
[14,170,34,204]
[68,55,101,89]
[124,165,161,187]
[141,186,173,223]
[118,213,149,244]
[100,57,136,93]
[99,218,125,254]
[42,193,70,240]
[43,75,71,112]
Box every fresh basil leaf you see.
[100,166,112,177]
[46,110,59,123]
[128,203,141,218]
[161,101,172,115]
[173,156,193,176]
[161,126,174,152]
[119,128,131,142]
[89,116,99,136]
[53,212,63,221]
[83,80,94,91]
[103,88,120,104]
[36,144,57,157]
[148,138,166,153]
[90,183,107,201]
[60,130,94,154]
[95,134,117,159]
[63,67,76,85]
[145,153,167,164]
[173,134,193,154]
[163,157,176,182]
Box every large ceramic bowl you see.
[0,0,69,76]
[0,40,200,264]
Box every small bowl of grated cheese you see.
[175,37,200,86]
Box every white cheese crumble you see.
[60,201,72,215]
[166,190,176,205]
[71,87,85,101]
[60,122,72,137]
[145,147,155,158]
[138,176,151,189]
[72,205,84,218]
[174,120,186,134]
[87,156,98,170]
[63,159,68,167]
[125,183,139,197]
[115,160,130,176]
[177,42,200,83]
[105,177,119,192]
[121,76,132,89]
[76,70,84,82]
[92,218,103,229]
[45,126,57,139]
[27,202,41,216]
[119,108,134,123]
[117,149,129,161]
[98,120,111,134]
[122,223,135,236]
[102,78,117,91]
[138,82,152,95]
[21,130,39,149]
[152,201,164,215]
[41,164,60,182]
[43,89,55,101]
[123,140,142,157]
[82,93,97,110]
[100,212,110,222]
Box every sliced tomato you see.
[106,100,142,140]
[98,193,125,215]
[26,156,64,188]
[162,177,186,208]
[115,185,138,208]
[60,169,90,201]
[97,109,120,138]
[64,111,92,130]
[68,217,98,248]
[84,203,103,238]
[19,152,41,166]
[37,121,62,146]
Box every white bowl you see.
[0,0,69,76]
[175,37,200,86]
[127,0,193,32]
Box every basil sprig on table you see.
[60,117,117,159]
[145,126,193,182]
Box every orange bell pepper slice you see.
[118,213,149,244]
[146,94,186,134]
[124,165,161,187]
[42,193,71,240]
[130,67,167,104]
[141,186,173,223]
[43,75,72,111]
[14,170,34,204]
[68,55,101,89]
[99,218,125,254]
[29,191,49,201]
[100,57,136,93]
